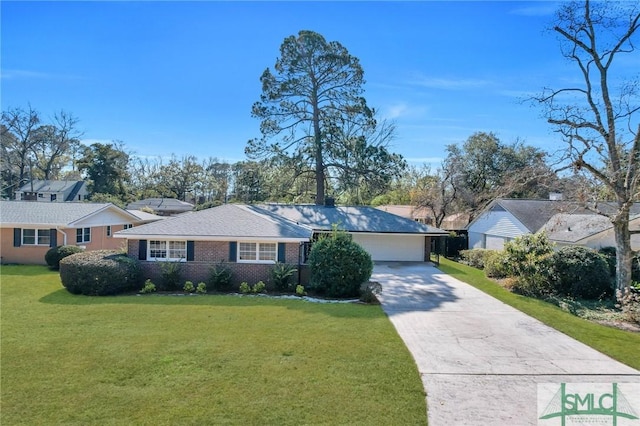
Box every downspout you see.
[58,228,68,246]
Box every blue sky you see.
[2,1,583,166]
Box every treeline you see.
[2,105,596,216]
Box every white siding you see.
[74,209,138,227]
[467,210,529,249]
[351,234,424,261]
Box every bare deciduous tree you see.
[536,0,639,296]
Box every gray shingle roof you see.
[126,198,194,212]
[115,204,312,240]
[488,199,640,233]
[255,204,449,235]
[0,201,139,226]
[17,180,84,193]
[541,213,613,243]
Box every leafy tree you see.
[156,155,203,201]
[248,30,403,205]
[230,160,268,203]
[535,0,639,296]
[78,141,130,200]
[443,132,554,220]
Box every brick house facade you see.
[127,239,306,288]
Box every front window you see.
[76,227,91,243]
[149,240,186,261]
[238,242,277,263]
[22,229,50,246]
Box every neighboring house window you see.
[22,229,51,246]
[106,226,112,237]
[51,194,57,202]
[76,227,91,243]
[38,193,44,198]
[124,224,133,229]
[148,240,186,261]
[238,242,277,263]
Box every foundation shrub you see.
[59,250,142,296]
[45,245,84,270]
[209,263,233,291]
[308,230,373,298]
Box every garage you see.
[254,203,449,263]
[352,233,426,262]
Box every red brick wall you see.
[128,239,307,289]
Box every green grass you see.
[438,258,640,370]
[1,265,427,425]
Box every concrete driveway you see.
[372,262,640,426]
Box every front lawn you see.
[1,265,427,425]
[438,258,640,370]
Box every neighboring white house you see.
[15,180,88,202]
[467,199,640,250]
[541,213,640,251]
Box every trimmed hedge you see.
[59,250,142,296]
[44,245,84,270]
[308,231,373,298]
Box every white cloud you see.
[0,69,51,80]
[381,102,429,120]
[0,69,85,81]
[413,76,491,90]
[509,4,558,17]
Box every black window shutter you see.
[50,229,57,247]
[13,228,21,247]
[187,241,195,261]
[229,242,237,262]
[139,240,147,260]
[278,243,286,263]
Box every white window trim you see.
[22,228,51,246]
[148,240,187,262]
[237,241,278,264]
[76,227,91,243]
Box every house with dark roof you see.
[126,198,194,216]
[259,204,449,262]
[467,198,640,250]
[0,201,163,264]
[114,203,449,286]
[15,180,88,202]
[114,204,313,286]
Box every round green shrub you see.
[308,231,373,298]
[502,233,556,297]
[551,246,613,299]
[44,245,84,270]
[483,250,508,278]
[59,250,143,296]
